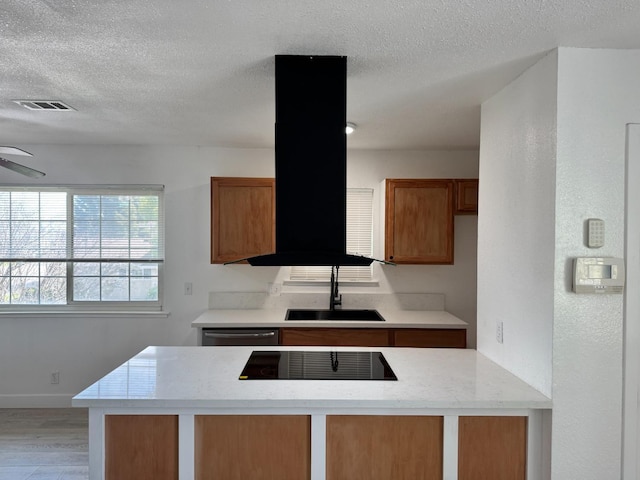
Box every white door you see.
[624,123,640,480]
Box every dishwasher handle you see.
[203,331,276,339]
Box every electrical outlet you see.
[496,321,504,344]
[268,282,282,296]
[51,371,60,384]
[184,282,193,295]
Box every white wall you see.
[479,47,640,479]
[477,50,557,397]
[0,145,477,407]
[552,48,640,480]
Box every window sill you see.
[283,279,380,287]
[0,310,171,318]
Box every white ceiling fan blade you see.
[0,157,45,178]
[0,146,33,156]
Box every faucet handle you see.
[334,293,342,308]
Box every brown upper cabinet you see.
[211,177,275,264]
[454,179,479,215]
[384,179,455,264]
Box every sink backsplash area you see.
[208,292,445,311]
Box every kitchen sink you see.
[284,309,385,321]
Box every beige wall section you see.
[0,145,478,406]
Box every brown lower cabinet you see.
[458,416,527,480]
[105,415,178,480]
[280,327,390,346]
[103,414,526,480]
[326,415,443,480]
[195,415,311,480]
[393,328,466,348]
[280,327,466,348]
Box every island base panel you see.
[326,415,443,480]
[195,415,311,480]
[105,415,178,480]
[458,416,527,480]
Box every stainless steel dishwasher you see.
[201,328,279,346]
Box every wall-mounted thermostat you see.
[573,257,625,294]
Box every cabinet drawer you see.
[393,329,466,348]
[280,328,390,347]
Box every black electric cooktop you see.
[239,350,397,381]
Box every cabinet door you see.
[280,328,390,346]
[458,416,527,480]
[105,415,178,480]
[385,179,454,264]
[454,179,479,214]
[393,328,466,348]
[195,415,310,480]
[211,177,275,264]
[326,415,443,480]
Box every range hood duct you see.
[246,55,374,266]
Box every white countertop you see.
[191,308,468,329]
[72,346,550,410]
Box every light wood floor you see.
[0,408,88,480]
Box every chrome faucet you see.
[330,265,342,311]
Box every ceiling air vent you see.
[13,100,75,111]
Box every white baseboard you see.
[0,394,74,408]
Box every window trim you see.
[0,184,165,311]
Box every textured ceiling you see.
[1,0,640,150]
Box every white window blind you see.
[0,185,164,307]
[290,188,373,281]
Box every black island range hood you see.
[246,55,378,267]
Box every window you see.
[290,188,374,282]
[0,185,164,309]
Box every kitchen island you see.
[73,345,550,480]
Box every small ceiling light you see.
[346,122,357,135]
